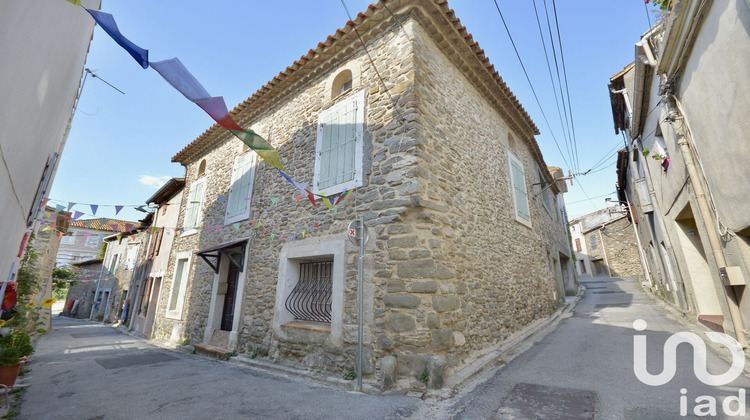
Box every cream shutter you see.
[225,153,255,223]
[318,100,357,190]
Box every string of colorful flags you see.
[65,0,345,207]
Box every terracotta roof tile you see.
[69,218,140,233]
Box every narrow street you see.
[18,277,750,419]
[18,317,419,420]
[432,277,750,419]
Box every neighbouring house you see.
[126,178,185,338]
[609,0,750,343]
[62,259,104,319]
[569,206,645,279]
[0,0,100,284]
[57,218,137,265]
[154,0,574,388]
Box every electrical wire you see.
[491,0,573,173]
[566,190,617,205]
[551,0,579,173]
[532,0,574,172]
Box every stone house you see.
[155,0,573,388]
[62,258,104,319]
[569,207,645,279]
[609,0,750,341]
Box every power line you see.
[551,0,579,174]
[531,0,575,173]
[491,0,573,172]
[566,190,616,205]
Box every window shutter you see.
[319,101,357,190]
[511,159,530,221]
[185,179,205,228]
[225,153,255,222]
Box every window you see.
[167,253,192,319]
[508,152,531,227]
[85,234,101,248]
[580,260,587,273]
[313,89,365,195]
[60,234,74,245]
[225,152,257,224]
[109,254,119,273]
[284,261,333,323]
[538,167,552,214]
[197,159,207,177]
[184,177,206,232]
[575,238,582,252]
[274,239,346,346]
[590,235,598,250]
[331,69,354,98]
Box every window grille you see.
[284,261,333,323]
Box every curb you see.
[440,289,583,395]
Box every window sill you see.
[180,229,199,238]
[281,320,331,334]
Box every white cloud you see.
[138,175,171,189]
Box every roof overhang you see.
[146,177,185,205]
[196,238,249,274]
[171,0,542,167]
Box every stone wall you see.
[153,13,571,385]
[599,217,644,279]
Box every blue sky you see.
[49,0,660,223]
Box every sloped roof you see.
[171,0,541,165]
[69,218,139,233]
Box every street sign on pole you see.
[348,218,367,391]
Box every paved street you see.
[431,277,750,419]
[18,277,750,419]
[18,317,418,420]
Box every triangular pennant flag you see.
[270,197,279,206]
[335,189,353,206]
[111,224,119,232]
[54,204,64,214]
[42,226,52,232]
[292,233,297,241]
[84,9,149,69]
[44,211,51,219]
[71,211,84,220]
[263,228,268,235]
[295,194,302,203]
[302,229,306,238]
[115,206,123,215]
[58,232,64,240]
[233,223,240,231]
[50,214,58,221]
[315,222,320,228]
[251,220,256,227]
[65,0,82,5]
[332,207,338,215]
[228,129,284,170]
[306,190,317,207]
[321,197,334,210]
[90,205,98,215]
[217,194,228,203]
[256,221,262,228]
[270,233,276,240]
[195,97,245,131]
[125,224,133,232]
[67,202,76,212]
[149,58,210,101]
[276,168,308,196]
[40,198,50,209]
[83,232,90,239]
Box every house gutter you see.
[631,36,657,138]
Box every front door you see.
[220,262,239,331]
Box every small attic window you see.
[332,69,353,98]
[197,159,207,177]
[508,133,516,149]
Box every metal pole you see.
[357,216,364,392]
[90,259,106,320]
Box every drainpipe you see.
[598,227,612,278]
[666,95,748,348]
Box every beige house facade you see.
[153,0,573,387]
[610,0,750,341]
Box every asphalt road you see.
[18,317,419,420]
[431,277,750,419]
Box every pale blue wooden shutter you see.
[511,159,530,221]
[185,180,204,228]
[319,100,357,190]
[226,154,255,221]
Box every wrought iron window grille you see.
[284,261,333,323]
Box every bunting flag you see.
[84,9,148,68]
[40,198,50,208]
[66,0,81,5]
[115,206,123,215]
[217,194,228,203]
[73,211,84,220]
[321,196,334,210]
[54,204,64,214]
[233,223,240,231]
[67,202,76,212]
[335,189,353,206]
[90,204,98,215]
[270,197,279,206]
